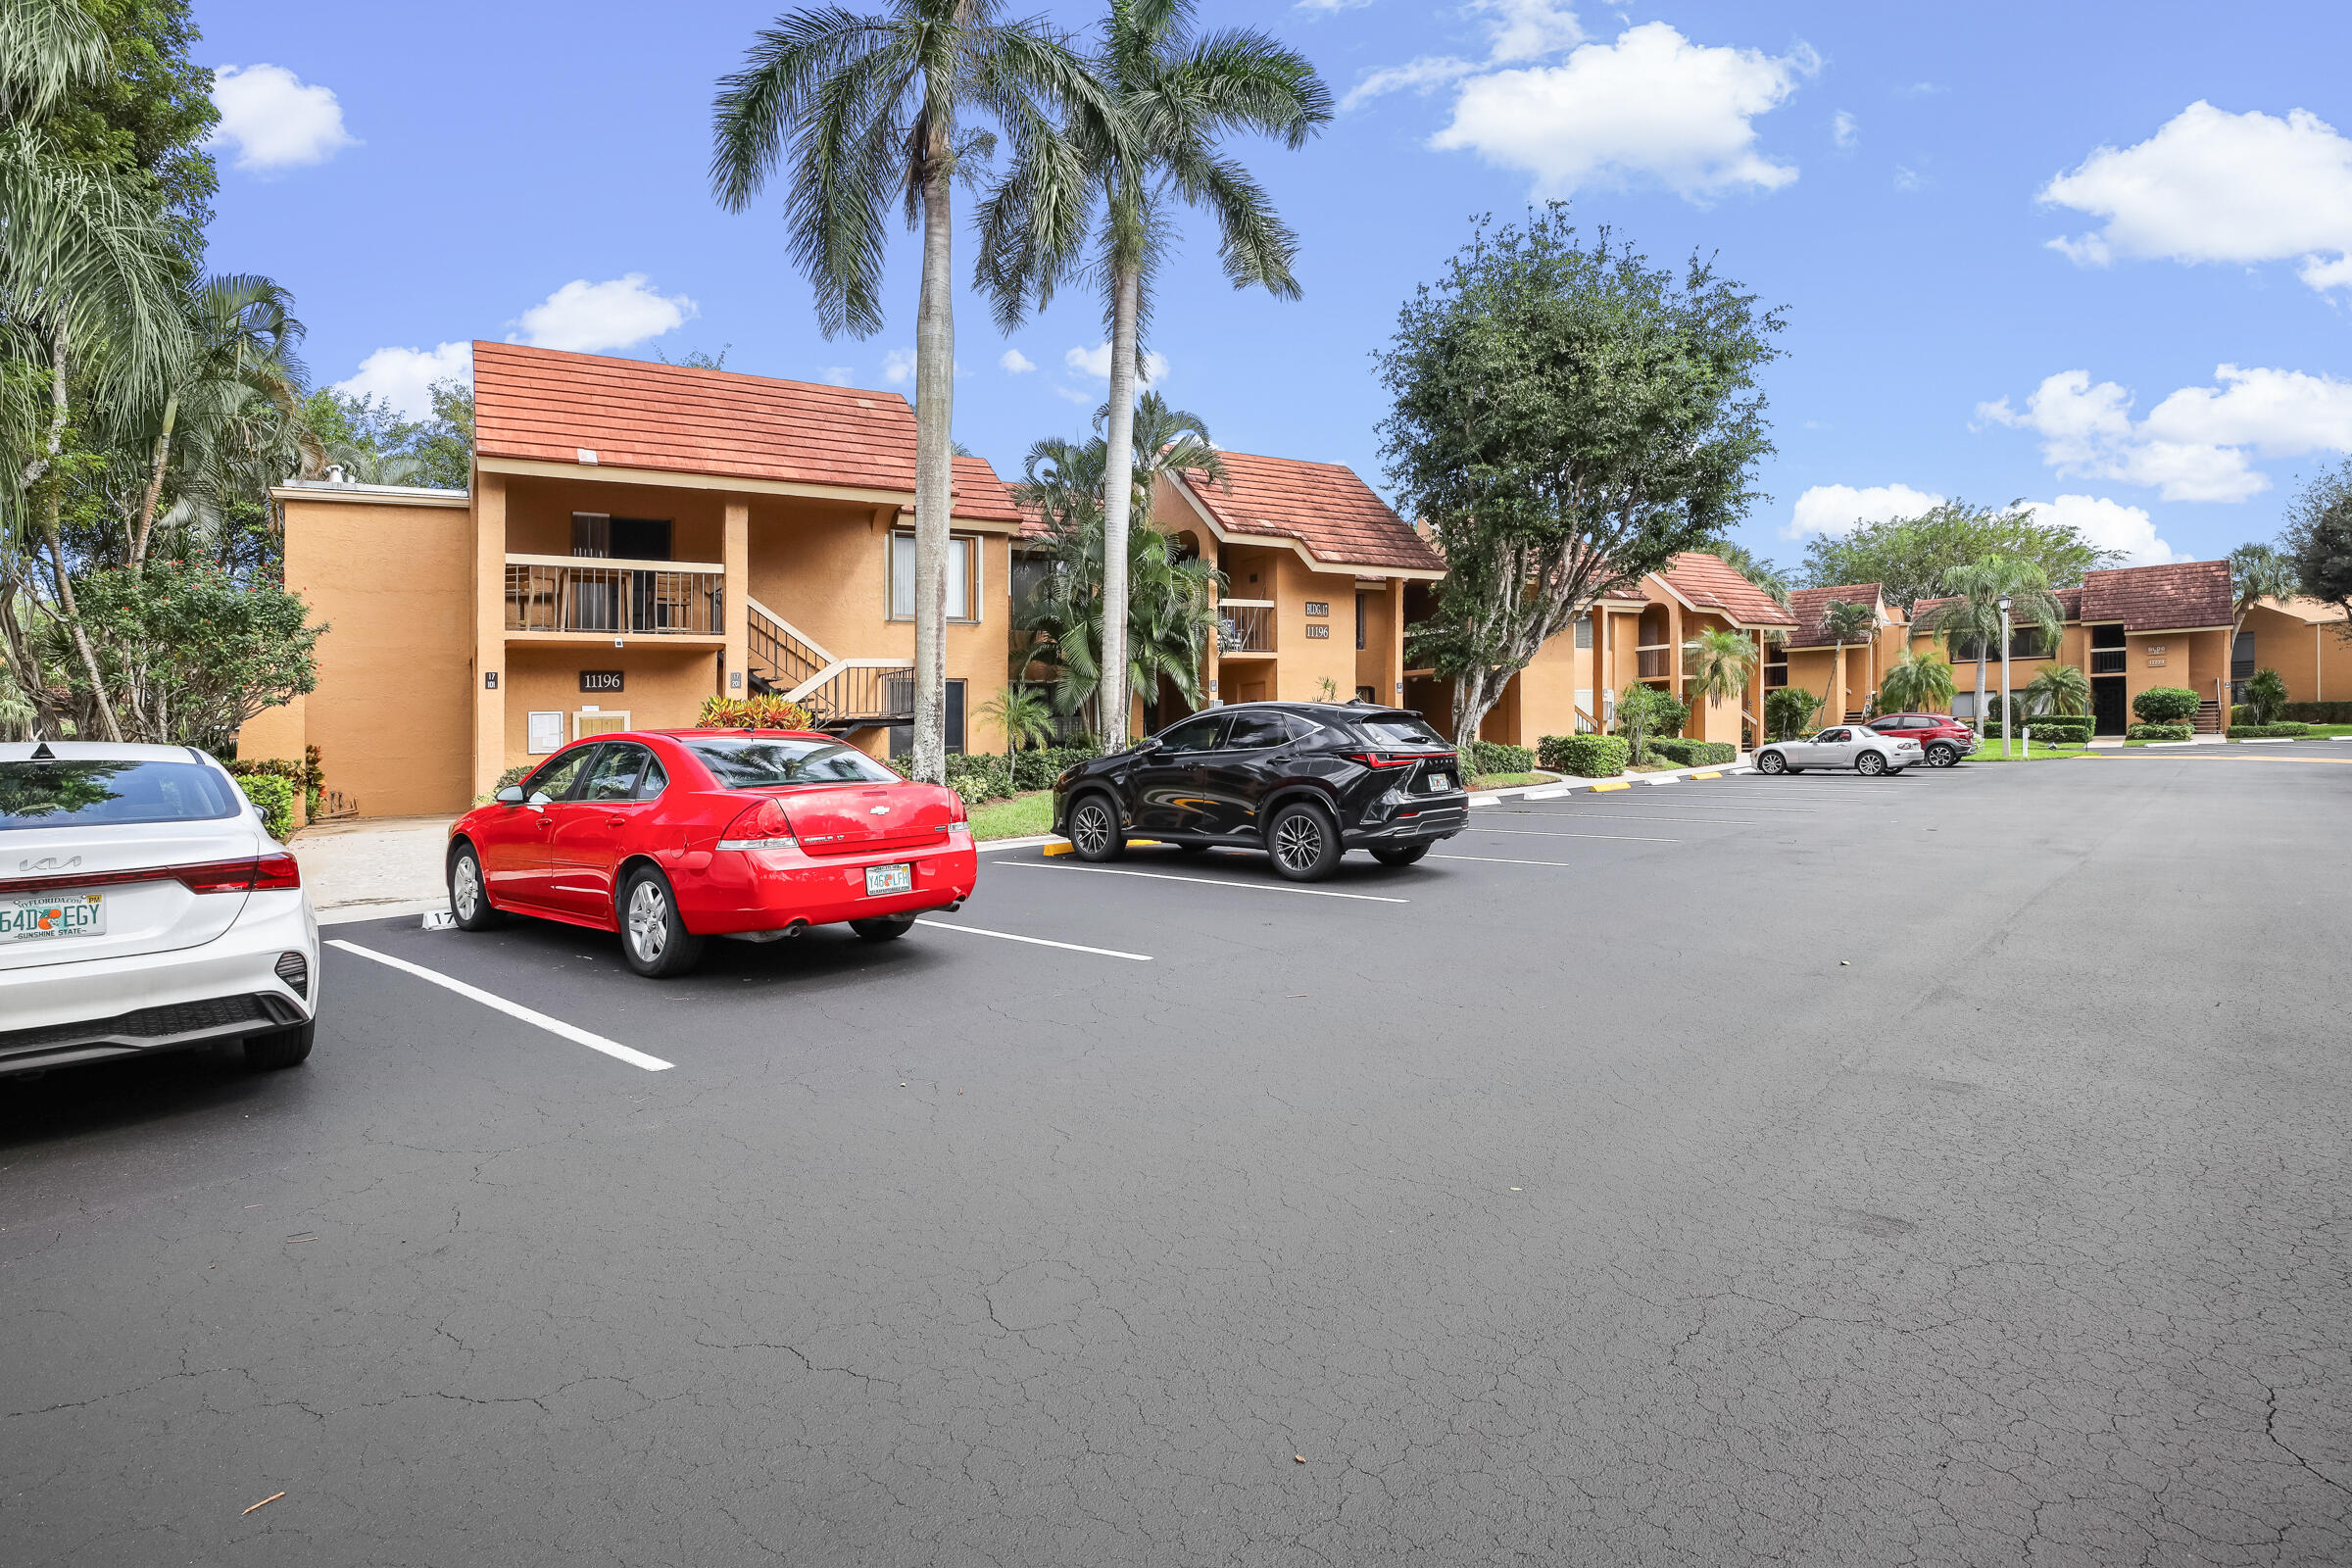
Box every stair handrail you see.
[745,595,834,668]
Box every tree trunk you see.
[1975,652,1988,737]
[129,391,178,568]
[1098,266,1143,744]
[1831,643,1846,725]
[908,155,957,785]
[31,322,124,743]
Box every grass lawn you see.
[1965,740,2098,762]
[1470,770,1555,789]
[968,789,1054,841]
[2231,724,2352,740]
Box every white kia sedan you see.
[1,741,318,1076]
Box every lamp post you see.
[1997,593,2013,758]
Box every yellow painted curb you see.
[1042,842,1074,856]
[1044,838,1167,856]
[1690,771,1722,780]
[1590,781,1631,792]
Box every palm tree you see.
[1878,651,1956,715]
[1919,556,2065,739]
[1014,513,1221,731]
[710,1,1105,783]
[1681,625,1755,715]
[977,0,1328,744]
[2021,662,2090,718]
[977,683,1055,757]
[2227,541,2298,653]
[1820,599,1876,724]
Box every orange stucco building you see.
[240,344,1029,820]
[1771,585,1910,724]
[2236,597,2352,707]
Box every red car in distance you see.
[445,729,977,977]
[1865,712,1978,767]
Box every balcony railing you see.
[2089,649,2126,674]
[1637,645,1673,680]
[505,555,722,636]
[1216,600,1274,654]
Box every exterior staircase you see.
[745,598,912,734]
[2194,699,2224,735]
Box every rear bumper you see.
[1345,802,1468,848]
[0,890,318,1075]
[681,840,981,935]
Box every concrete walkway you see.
[290,814,453,925]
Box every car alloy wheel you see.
[627,879,669,963]
[1069,795,1124,861]
[1756,751,1786,774]
[1857,752,1887,776]
[452,855,481,921]
[1928,744,1958,767]
[1266,801,1341,882]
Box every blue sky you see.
[199,0,2352,571]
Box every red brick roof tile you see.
[1653,553,1797,627]
[2079,561,2230,631]
[1176,452,1444,574]
[1785,584,1886,647]
[471,342,1022,524]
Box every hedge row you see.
[1466,740,1535,777]
[1641,738,1737,766]
[887,743,1108,807]
[235,773,296,839]
[2280,702,2352,724]
[1539,734,1630,776]
[2128,722,2194,741]
[2013,721,2090,745]
[2132,686,2201,724]
[2230,722,2312,738]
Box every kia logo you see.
[19,855,80,872]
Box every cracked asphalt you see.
[5,749,2350,1566]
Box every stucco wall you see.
[503,643,720,771]
[2240,605,2352,703]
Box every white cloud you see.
[334,341,471,420]
[1429,23,1815,200]
[209,64,356,172]
[821,366,855,386]
[2039,102,2352,294]
[1832,111,1856,149]
[1978,365,2352,503]
[1064,342,1167,388]
[999,348,1037,374]
[882,347,915,385]
[1892,164,1925,192]
[2021,495,2182,565]
[1051,385,1097,407]
[1295,0,1374,11]
[511,274,696,354]
[1786,482,1943,540]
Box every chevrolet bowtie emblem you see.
[869,806,891,815]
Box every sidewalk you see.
[289,814,454,925]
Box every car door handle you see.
[606,814,628,826]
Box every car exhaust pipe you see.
[723,917,812,945]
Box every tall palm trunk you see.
[1975,652,1988,733]
[1830,642,1846,724]
[130,390,178,568]
[32,323,122,742]
[1098,265,1142,743]
[908,155,956,785]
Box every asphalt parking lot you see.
[7,747,2351,1566]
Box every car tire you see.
[1856,752,1888,776]
[243,1019,315,1071]
[851,914,916,941]
[1371,843,1431,867]
[620,867,705,978]
[1266,800,1342,882]
[447,843,503,930]
[1926,743,1960,767]
[1756,751,1788,774]
[1067,793,1126,862]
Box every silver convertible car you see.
[1753,724,1922,776]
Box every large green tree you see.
[710,0,1104,784]
[1916,555,2066,739]
[1380,207,1784,750]
[977,0,1327,743]
[1801,500,2122,611]
[2282,459,2352,644]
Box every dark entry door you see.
[2092,678,2128,736]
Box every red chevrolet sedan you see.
[445,729,978,976]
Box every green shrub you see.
[1467,740,1536,777]
[2016,721,2090,746]
[1764,686,1824,741]
[2241,667,2289,725]
[2230,722,2311,739]
[2127,722,2193,741]
[1539,733,1630,776]
[943,753,1014,804]
[236,773,296,840]
[1640,738,1737,766]
[2281,701,2352,724]
[2132,686,2200,725]
[1011,743,1102,792]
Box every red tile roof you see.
[471,342,1022,523]
[1653,552,1798,627]
[2080,560,2230,631]
[1176,452,1445,574]
[1913,585,2086,630]
[1785,584,1886,647]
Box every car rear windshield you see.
[0,760,242,830]
[1354,714,1447,748]
[685,737,900,788]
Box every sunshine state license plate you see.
[3,893,105,942]
[1426,772,1455,793]
[864,863,913,897]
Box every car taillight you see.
[1344,752,1422,768]
[174,854,301,894]
[718,797,797,851]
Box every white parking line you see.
[915,919,1152,960]
[1476,811,1788,826]
[1464,827,1684,842]
[325,939,674,1072]
[1430,852,1651,868]
[1011,860,1409,903]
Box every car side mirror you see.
[496,786,526,805]
[1133,737,1160,755]
[527,792,553,808]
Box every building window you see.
[887,679,967,757]
[1764,644,1788,689]
[1574,615,1592,650]
[2231,631,2255,680]
[571,514,671,561]
[1355,593,1367,651]
[889,532,977,621]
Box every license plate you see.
[1426,773,1454,793]
[3,892,105,943]
[864,862,912,897]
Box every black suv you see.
[1050,703,1468,881]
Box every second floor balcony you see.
[505,555,722,637]
[1216,600,1274,656]
[1637,644,1673,680]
